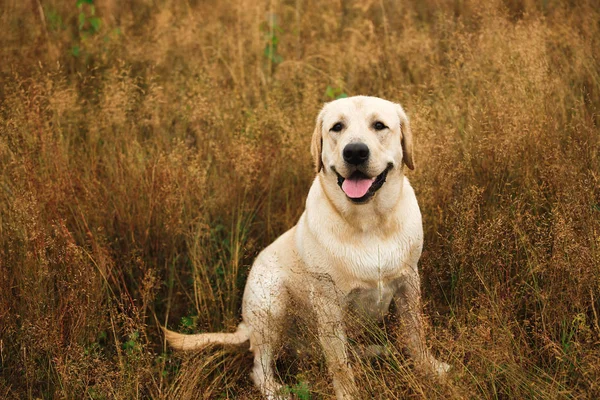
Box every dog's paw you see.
[433,360,451,377]
[416,356,451,379]
[265,391,291,400]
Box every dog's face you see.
[311,96,414,207]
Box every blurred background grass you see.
[0,0,599,398]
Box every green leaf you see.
[263,45,273,59]
[122,332,139,351]
[76,0,94,6]
[325,86,335,99]
[122,340,136,350]
[283,381,311,400]
[181,316,194,328]
[336,92,348,99]
[78,12,85,29]
[88,16,101,33]
[71,45,80,57]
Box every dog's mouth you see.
[334,163,393,204]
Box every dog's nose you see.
[343,143,370,165]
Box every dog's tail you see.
[163,322,251,351]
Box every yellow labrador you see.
[164,96,450,399]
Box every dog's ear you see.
[311,112,324,173]
[397,104,415,170]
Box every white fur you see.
[164,96,450,399]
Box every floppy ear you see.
[310,113,324,173]
[397,104,415,170]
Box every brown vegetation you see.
[1,0,599,398]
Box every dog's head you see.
[311,96,414,206]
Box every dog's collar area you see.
[333,163,393,204]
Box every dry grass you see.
[1,0,599,398]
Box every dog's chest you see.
[327,232,415,287]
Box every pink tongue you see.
[342,177,375,198]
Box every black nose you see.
[343,143,370,165]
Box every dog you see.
[164,96,450,399]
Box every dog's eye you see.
[373,121,387,131]
[330,122,344,132]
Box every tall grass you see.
[1,0,599,398]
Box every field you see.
[1,0,599,398]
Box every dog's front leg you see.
[310,282,357,400]
[394,272,450,377]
